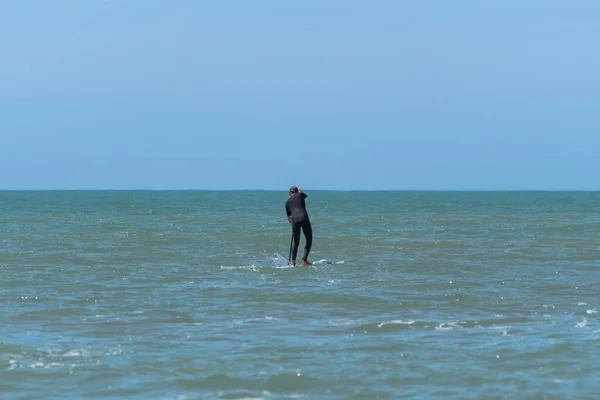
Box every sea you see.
[1,191,599,399]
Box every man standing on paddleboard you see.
[285,186,312,267]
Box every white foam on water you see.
[586,309,597,315]
[312,259,345,265]
[104,346,125,356]
[329,319,360,326]
[157,396,188,400]
[5,345,126,372]
[435,321,464,330]
[574,319,588,328]
[62,349,90,357]
[483,325,511,332]
[8,359,19,371]
[222,263,299,271]
[272,264,294,269]
[269,253,289,266]
[220,265,261,271]
[214,390,295,400]
[578,302,588,306]
[230,316,281,325]
[377,320,415,328]
[261,390,303,399]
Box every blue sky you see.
[1,1,598,190]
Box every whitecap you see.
[44,362,65,369]
[62,349,89,357]
[8,359,19,371]
[328,319,359,326]
[574,319,588,328]
[377,320,415,328]
[435,321,464,330]
[232,316,281,325]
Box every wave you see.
[1,343,126,372]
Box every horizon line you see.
[1,188,599,192]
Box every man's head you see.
[289,186,299,195]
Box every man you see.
[285,186,312,266]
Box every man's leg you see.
[301,219,313,265]
[291,222,301,266]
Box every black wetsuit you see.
[285,192,313,261]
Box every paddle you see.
[288,234,293,265]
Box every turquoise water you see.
[1,191,599,399]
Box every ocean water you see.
[1,191,599,400]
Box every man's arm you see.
[286,203,293,224]
[299,189,307,198]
